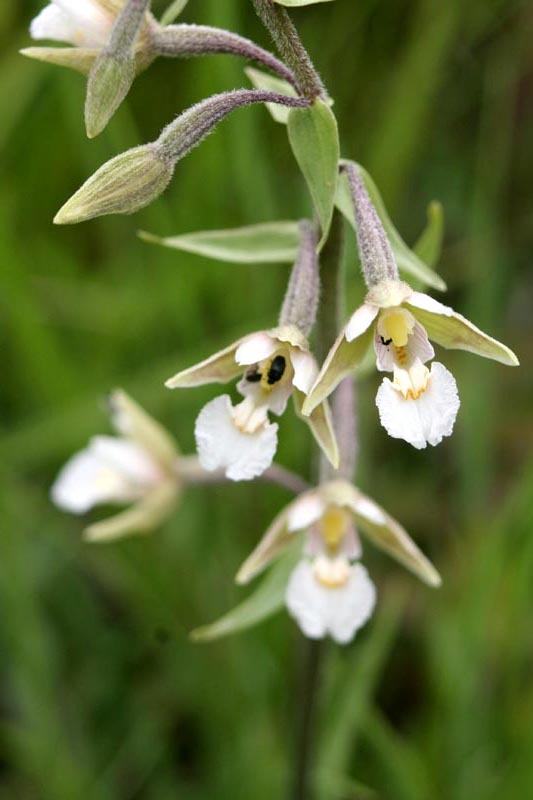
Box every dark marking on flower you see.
[245,366,262,383]
[380,336,392,346]
[267,355,286,385]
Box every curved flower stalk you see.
[236,480,440,644]
[52,389,181,542]
[303,165,519,449]
[165,324,338,481]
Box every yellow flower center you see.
[377,308,415,348]
[319,506,351,552]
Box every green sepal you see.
[190,546,300,642]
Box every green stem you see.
[252,0,325,99]
[291,208,345,800]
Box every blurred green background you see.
[1,0,532,797]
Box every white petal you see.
[235,333,277,366]
[352,496,387,525]
[285,560,329,639]
[327,564,377,644]
[374,319,434,372]
[287,493,325,531]
[90,436,160,485]
[345,303,379,343]
[290,349,318,394]
[51,443,138,514]
[285,560,376,644]
[195,395,278,481]
[376,362,460,449]
[30,0,112,47]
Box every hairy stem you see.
[252,0,324,99]
[291,209,345,800]
[153,23,297,87]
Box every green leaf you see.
[336,161,447,291]
[273,0,335,6]
[244,67,297,124]
[413,200,444,269]
[160,0,189,25]
[288,100,340,246]
[138,221,301,264]
[190,549,299,642]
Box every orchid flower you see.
[236,480,441,644]
[51,389,180,542]
[303,278,518,449]
[24,0,154,74]
[165,324,339,482]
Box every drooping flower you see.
[23,0,154,75]
[51,389,180,542]
[303,278,518,449]
[30,0,117,48]
[236,480,441,644]
[165,325,338,482]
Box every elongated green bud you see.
[55,90,308,224]
[54,145,173,225]
[85,0,152,138]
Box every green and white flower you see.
[166,325,339,482]
[52,389,180,542]
[303,278,518,449]
[236,480,440,643]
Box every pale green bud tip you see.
[85,56,135,138]
[54,145,173,225]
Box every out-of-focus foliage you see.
[0,0,531,797]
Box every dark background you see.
[1,0,532,797]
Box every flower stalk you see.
[152,23,297,86]
[252,0,325,99]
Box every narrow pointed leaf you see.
[288,100,339,245]
[336,162,447,291]
[139,222,300,264]
[191,548,300,642]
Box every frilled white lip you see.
[195,394,278,481]
[285,560,376,644]
[376,362,460,448]
[30,0,114,48]
[51,435,161,514]
[235,331,318,394]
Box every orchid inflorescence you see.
[27,0,518,645]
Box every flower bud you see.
[85,0,151,137]
[85,56,135,137]
[54,145,173,225]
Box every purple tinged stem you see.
[153,23,297,88]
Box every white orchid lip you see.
[195,394,278,482]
